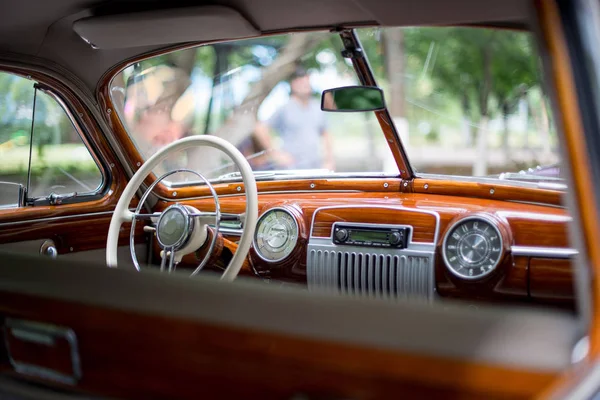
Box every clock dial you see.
[442,217,504,280]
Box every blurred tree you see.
[403,27,541,175]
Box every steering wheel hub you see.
[156,205,192,249]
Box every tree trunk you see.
[461,94,472,146]
[501,102,510,161]
[382,28,405,117]
[473,116,490,176]
[537,95,552,155]
[382,28,408,154]
[473,43,493,176]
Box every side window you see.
[0,72,103,207]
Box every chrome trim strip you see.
[511,246,578,259]
[5,318,81,385]
[167,172,400,188]
[496,210,572,222]
[155,189,364,202]
[218,227,243,236]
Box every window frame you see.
[0,73,110,208]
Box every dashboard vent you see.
[307,250,433,301]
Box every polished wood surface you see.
[531,1,599,396]
[160,191,574,306]
[311,205,437,243]
[0,291,558,399]
[0,215,142,255]
[155,177,405,201]
[530,258,574,304]
[412,178,564,206]
[173,228,255,277]
[436,256,529,303]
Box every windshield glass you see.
[358,27,562,185]
[111,32,398,184]
[111,27,563,187]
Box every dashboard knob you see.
[389,231,402,246]
[335,228,349,242]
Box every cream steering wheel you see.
[106,136,258,281]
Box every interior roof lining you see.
[0,0,532,92]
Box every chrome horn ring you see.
[130,168,221,275]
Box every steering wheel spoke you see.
[160,247,177,273]
[106,135,258,281]
[134,212,162,221]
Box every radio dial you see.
[335,228,349,242]
[389,231,402,246]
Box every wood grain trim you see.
[0,291,557,399]
[413,178,564,207]
[508,217,570,248]
[436,256,529,303]
[174,228,255,277]
[0,214,143,255]
[530,258,575,303]
[533,0,600,396]
[535,0,600,354]
[310,205,439,243]
[158,178,403,200]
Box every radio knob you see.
[335,229,349,242]
[389,231,403,246]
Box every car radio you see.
[332,224,410,249]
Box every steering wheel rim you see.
[106,136,258,282]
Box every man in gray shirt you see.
[254,68,335,170]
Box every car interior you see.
[1,0,600,398]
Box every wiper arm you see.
[215,171,277,181]
[497,172,564,182]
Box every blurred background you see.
[0,26,559,205]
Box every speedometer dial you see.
[442,216,504,280]
[253,208,299,262]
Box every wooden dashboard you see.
[154,189,575,309]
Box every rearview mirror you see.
[321,86,385,112]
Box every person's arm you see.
[254,121,274,152]
[322,130,335,171]
[254,117,294,167]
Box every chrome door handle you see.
[40,240,58,258]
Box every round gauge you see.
[253,208,299,262]
[442,216,504,280]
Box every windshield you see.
[357,27,563,186]
[111,27,563,187]
[111,31,398,184]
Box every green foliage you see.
[401,27,539,120]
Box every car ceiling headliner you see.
[0,0,531,94]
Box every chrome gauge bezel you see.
[441,215,504,280]
[253,207,300,263]
[155,204,193,250]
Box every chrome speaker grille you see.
[307,248,434,301]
